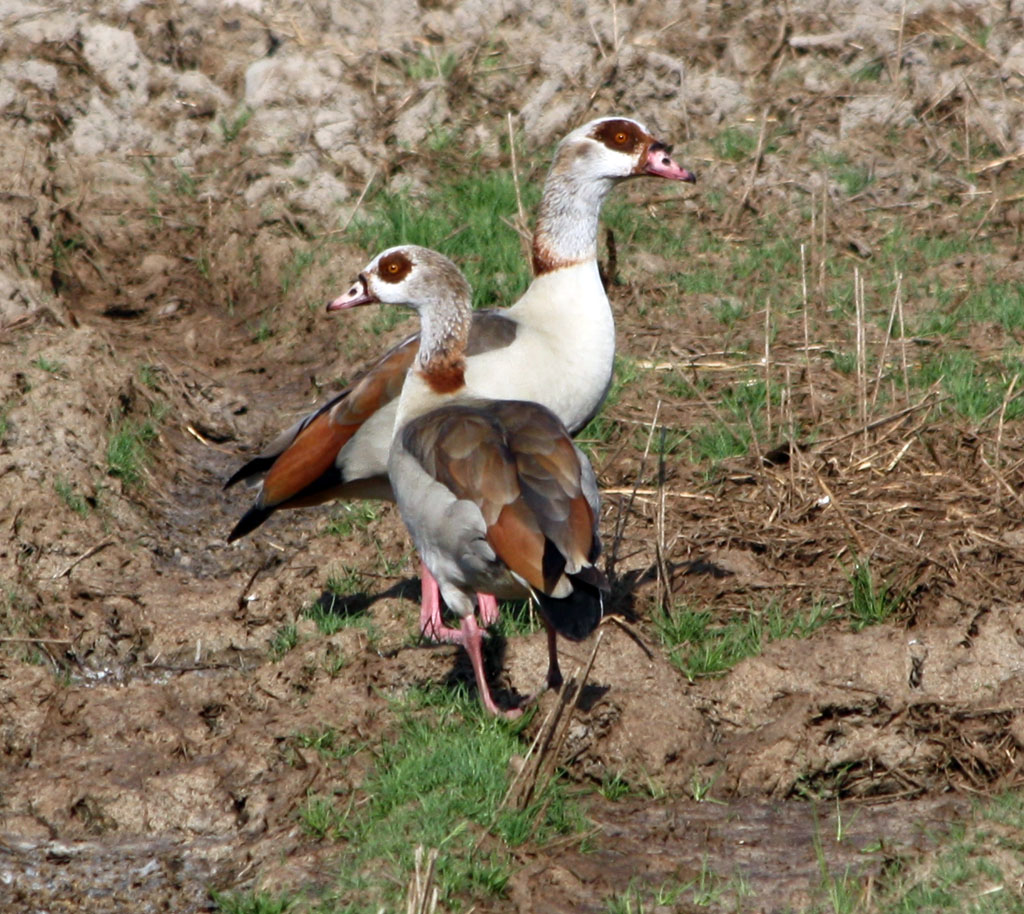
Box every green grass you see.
[688,376,783,465]
[32,356,65,374]
[106,416,160,488]
[914,351,1024,423]
[577,354,641,456]
[846,562,903,631]
[269,623,298,660]
[917,282,1024,337]
[210,889,295,914]
[138,364,160,389]
[812,150,874,196]
[806,791,1024,914]
[322,686,585,910]
[350,170,538,310]
[492,599,541,638]
[656,600,833,680]
[302,568,376,639]
[712,125,760,162]
[280,248,318,295]
[292,726,364,763]
[323,504,379,539]
[605,864,752,913]
[403,50,458,81]
[852,58,885,83]
[175,165,198,198]
[597,771,631,801]
[299,791,349,840]
[251,318,273,342]
[54,477,90,517]
[219,105,253,143]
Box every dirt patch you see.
[3,0,1024,910]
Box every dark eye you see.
[615,131,629,145]
[386,261,400,274]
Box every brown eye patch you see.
[592,118,646,153]
[377,250,413,283]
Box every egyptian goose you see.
[225,116,694,641]
[329,245,605,717]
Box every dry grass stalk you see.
[608,400,662,577]
[800,242,818,419]
[507,111,526,230]
[727,107,770,228]
[894,272,910,407]
[893,0,907,80]
[818,183,828,303]
[405,845,440,914]
[870,271,903,416]
[498,631,605,817]
[764,296,773,439]
[937,17,1024,81]
[51,539,114,579]
[994,373,1018,471]
[813,469,867,555]
[655,428,670,614]
[855,267,867,440]
[333,168,378,235]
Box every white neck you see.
[393,293,469,432]
[393,367,452,429]
[532,169,617,272]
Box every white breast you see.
[464,262,613,433]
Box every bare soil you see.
[2,0,1024,911]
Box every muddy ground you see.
[2,0,1024,910]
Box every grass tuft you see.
[330,685,585,909]
[657,601,833,680]
[107,418,159,488]
[54,477,90,517]
[847,561,902,630]
[209,889,295,914]
[219,106,253,143]
[269,623,298,660]
[323,504,378,539]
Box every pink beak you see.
[326,276,377,312]
[643,143,697,183]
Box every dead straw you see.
[405,845,439,914]
[800,242,817,419]
[764,295,772,440]
[491,630,605,824]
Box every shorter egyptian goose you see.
[329,246,605,718]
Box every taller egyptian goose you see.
[225,117,694,639]
[329,245,605,717]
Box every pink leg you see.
[418,561,463,643]
[460,614,522,719]
[477,592,500,628]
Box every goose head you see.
[328,245,472,388]
[552,116,696,184]
[327,245,471,316]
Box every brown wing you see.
[490,401,598,575]
[225,336,417,541]
[227,312,519,541]
[258,338,417,507]
[402,400,595,594]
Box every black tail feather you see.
[224,455,276,490]
[535,577,603,641]
[227,503,272,542]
